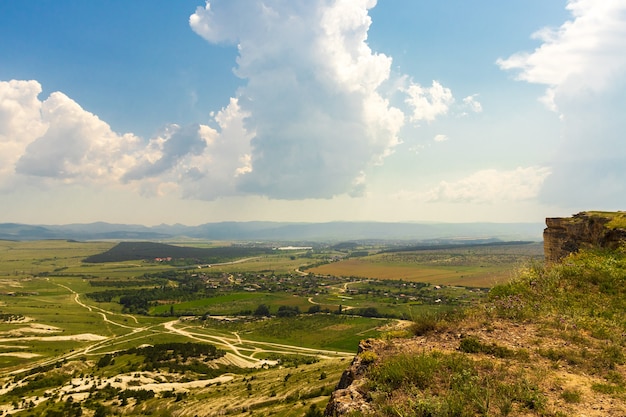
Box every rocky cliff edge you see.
[543,211,626,263]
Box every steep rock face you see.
[544,212,626,263]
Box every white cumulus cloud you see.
[0,80,47,188]
[0,1,475,204]
[1,81,143,187]
[176,98,254,200]
[190,0,408,199]
[0,80,254,200]
[15,93,142,183]
[404,80,454,123]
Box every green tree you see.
[97,354,113,368]
[93,404,108,417]
[254,304,271,317]
[304,403,323,417]
[307,304,321,314]
[277,305,300,317]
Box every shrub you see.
[358,351,378,365]
[254,304,271,317]
[561,388,582,403]
[458,336,516,358]
[304,403,324,417]
[458,336,482,354]
[410,310,462,336]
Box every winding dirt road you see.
[55,281,351,366]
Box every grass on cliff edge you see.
[582,210,626,229]
[353,246,626,417]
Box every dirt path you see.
[8,279,351,379]
[56,283,138,330]
[8,282,151,375]
[210,257,261,266]
[163,320,353,364]
[162,321,268,367]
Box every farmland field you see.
[308,242,544,287]
[0,238,541,415]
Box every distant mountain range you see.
[0,221,545,243]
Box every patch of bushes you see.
[366,351,545,416]
[0,313,24,322]
[409,309,463,336]
[560,388,582,404]
[458,336,517,359]
[358,351,378,365]
[7,373,70,398]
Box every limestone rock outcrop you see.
[543,212,626,263]
[325,212,626,416]
[324,339,384,416]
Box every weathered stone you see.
[324,339,385,416]
[543,212,626,263]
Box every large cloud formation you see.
[190,0,407,198]
[498,0,626,208]
[0,80,142,189]
[1,0,461,202]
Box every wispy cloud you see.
[462,94,482,114]
[422,167,551,204]
[498,0,626,208]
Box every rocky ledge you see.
[543,211,626,263]
[324,339,380,416]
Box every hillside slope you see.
[327,231,626,415]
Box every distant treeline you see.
[83,241,274,263]
[88,279,166,288]
[0,313,24,322]
[380,241,535,254]
[85,270,220,313]
[86,287,209,314]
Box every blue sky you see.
[1,0,624,225]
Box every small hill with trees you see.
[83,241,273,264]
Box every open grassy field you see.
[0,240,115,278]
[308,242,544,287]
[200,314,388,352]
[206,252,320,274]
